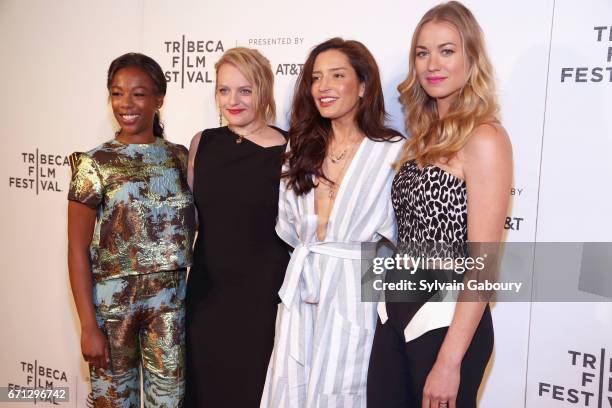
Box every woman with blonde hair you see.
[185,47,289,407]
[367,2,512,407]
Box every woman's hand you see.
[422,358,460,408]
[81,326,110,370]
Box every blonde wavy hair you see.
[397,1,499,167]
[215,47,276,123]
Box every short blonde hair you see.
[215,47,276,123]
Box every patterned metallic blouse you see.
[68,138,195,282]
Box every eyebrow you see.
[110,85,149,90]
[216,84,252,89]
[416,42,457,49]
[312,67,348,74]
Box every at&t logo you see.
[504,216,524,231]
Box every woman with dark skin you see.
[68,53,194,407]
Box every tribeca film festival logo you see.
[163,36,225,88]
[8,150,70,194]
[247,36,306,76]
[561,25,612,83]
[539,348,612,406]
[7,359,68,404]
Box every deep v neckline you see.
[313,137,367,242]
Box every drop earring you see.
[219,110,223,126]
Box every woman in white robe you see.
[261,38,404,408]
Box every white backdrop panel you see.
[0,1,144,407]
[527,0,612,407]
[1,1,602,407]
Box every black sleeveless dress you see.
[185,126,290,407]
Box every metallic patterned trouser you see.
[90,270,186,408]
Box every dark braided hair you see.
[107,53,167,138]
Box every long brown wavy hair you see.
[284,37,402,196]
[397,1,499,167]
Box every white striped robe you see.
[261,137,404,408]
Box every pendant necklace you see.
[229,123,266,144]
[329,148,348,164]
[325,142,358,198]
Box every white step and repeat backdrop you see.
[0,0,610,407]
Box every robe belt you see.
[278,241,374,365]
[279,242,373,307]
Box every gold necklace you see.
[327,138,359,163]
[325,142,359,198]
[329,147,348,164]
[229,123,266,144]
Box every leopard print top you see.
[392,160,467,244]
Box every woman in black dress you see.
[185,47,289,407]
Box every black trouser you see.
[367,304,493,408]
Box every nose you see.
[427,53,440,72]
[119,93,134,109]
[317,75,330,92]
[229,90,239,105]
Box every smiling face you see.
[415,21,469,115]
[310,49,364,123]
[216,63,259,128]
[110,66,162,142]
